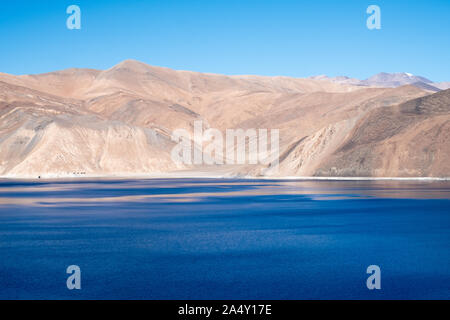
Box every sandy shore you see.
[0,170,449,181]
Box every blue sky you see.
[1,0,449,81]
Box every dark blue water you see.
[0,178,449,299]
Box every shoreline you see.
[0,172,449,181]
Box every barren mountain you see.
[0,60,448,178]
[313,88,450,177]
[311,72,443,92]
[363,72,433,87]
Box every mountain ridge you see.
[310,72,448,92]
[0,60,448,178]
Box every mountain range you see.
[0,60,449,178]
[310,72,450,92]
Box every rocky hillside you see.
[0,60,448,178]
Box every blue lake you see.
[0,178,449,299]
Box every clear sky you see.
[1,0,449,81]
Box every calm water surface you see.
[0,178,449,299]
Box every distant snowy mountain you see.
[434,82,450,90]
[310,72,444,92]
[362,72,433,87]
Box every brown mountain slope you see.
[312,89,450,177]
[0,60,446,178]
[0,78,182,178]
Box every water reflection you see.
[1,179,450,207]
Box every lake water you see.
[0,178,449,299]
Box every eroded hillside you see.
[0,60,447,178]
